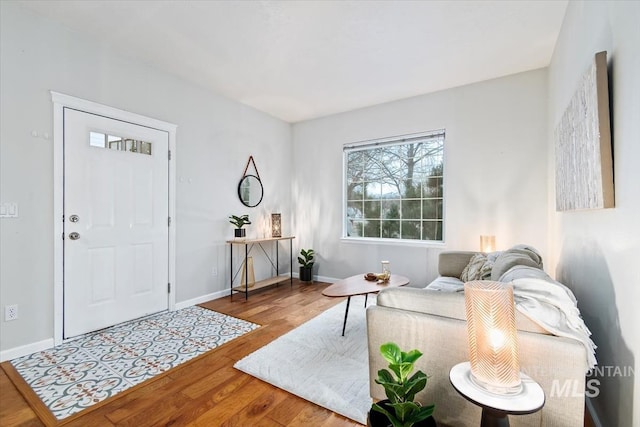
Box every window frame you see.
[341,130,446,246]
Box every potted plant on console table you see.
[229,214,251,238]
[369,342,436,427]
[298,248,315,282]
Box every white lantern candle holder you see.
[464,280,522,395]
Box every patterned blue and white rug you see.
[10,306,259,420]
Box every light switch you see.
[0,202,18,218]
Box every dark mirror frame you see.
[238,174,264,207]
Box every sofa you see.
[366,248,590,427]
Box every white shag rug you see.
[234,296,372,424]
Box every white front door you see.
[63,108,169,338]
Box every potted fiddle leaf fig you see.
[298,248,314,282]
[369,342,436,427]
[229,214,251,238]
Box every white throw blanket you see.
[500,266,598,370]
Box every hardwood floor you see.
[0,280,596,427]
[0,280,360,427]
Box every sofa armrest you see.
[438,251,478,278]
[367,305,587,427]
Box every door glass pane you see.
[89,131,106,148]
[89,132,152,155]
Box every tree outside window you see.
[344,131,444,242]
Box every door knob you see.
[69,232,80,240]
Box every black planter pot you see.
[367,400,436,427]
[234,228,246,238]
[299,266,313,282]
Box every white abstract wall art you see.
[555,51,614,211]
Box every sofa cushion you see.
[425,276,464,292]
[437,251,477,278]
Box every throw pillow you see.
[461,253,493,282]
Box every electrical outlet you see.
[5,305,18,321]
[212,267,218,277]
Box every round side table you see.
[449,362,545,427]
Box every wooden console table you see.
[227,236,295,300]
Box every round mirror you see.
[238,174,263,207]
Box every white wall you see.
[0,3,291,356]
[292,69,549,286]
[548,1,640,425]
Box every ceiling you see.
[17,0,568,123]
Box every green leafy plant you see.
[229,214,251,229]
[297,248,315,267]
[372,342,435,427]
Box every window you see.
[344,130,445,242]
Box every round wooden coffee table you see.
[322,274,409,336]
